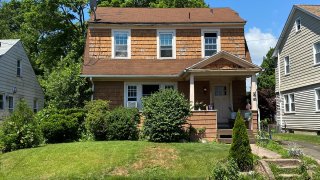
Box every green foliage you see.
[257,48,276,90]
[211,159,240,180]
[37,105,85,143]
[142,89,191,142]
[98,0,208,7]
[257,140,289,158]
[0,100,42,152]
[84,100,110,140]
[105,107,140,140]
[229,111,253,171]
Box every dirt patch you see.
[109,167,129,176]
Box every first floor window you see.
[314,42,320,64]
[204,32,217,57]
[8,96,13,112]
[127,85,137,101]
[164,85,174,89]
[142,85,159,97]
[316,89,320,111]
[215,86,227,96]
[0,94,3,110]
[113,30,130,58]
[284,94,295,112]
[33,99,38,113]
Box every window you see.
[0,94,3,110]
[284,94,295,113]
[17,60,21,77]
[284,56,290,74]
[127,85,137,101]
[142,85,159,97]
[314,42,320,64]
[295,18,301,32]
[316,88,320,111]
[204,32,217,57]
[215,86,227,96]
[164,85,174,89]
[8,96,13,112]
[112,30,130,58]
[157,30,175,59]
[33,99,38,113]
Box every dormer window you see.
[112,29,131,59]
[157,30,176,59]
[295,18,301,32]
[201,29,220,58]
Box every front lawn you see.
[273,133,320,145]
[0,141,229,179]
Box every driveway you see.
[279,140,320,163]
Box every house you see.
[81,8,261,141]
[273,5,320,134]
[0,39,44,120]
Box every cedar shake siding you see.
[176,29,202,59]
[131,29,157,59]
[221,28,247,60]
[94,81,124,108]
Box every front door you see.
[213,85,230,127]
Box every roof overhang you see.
[272,5,320,57]
[80,74,180,78]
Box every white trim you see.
[284,56,290,75]
[313,42,320,65]
[283,93,295,113]
[294,17,301,32]
[157,29,176,59]
[111,29,131,59]
[124,82,177,109]
[201,28,221,58]
[315,88,320,112]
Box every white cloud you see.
[245,27,277,66]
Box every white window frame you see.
[284,56,290,75]
[8,95,14,112]
[111,29,131,59]
[315,88,320,112]
[201,29,220,58]
[313,42,320,65]
[284,93,295,113]
[295,17,301,32]
[17,59,22,77]
[157,29,176,59]
[124,82,177,110]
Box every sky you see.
[206,0,319,66]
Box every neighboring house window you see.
[316,88,320,111]
[17,60,21,77]
[157,30,176,59]
[112,30,131,58]
[284,56,290,74]
[314,42,320,64]
[201,29,220,58]
[33,99,38,113]
[284,94,295,113]
[8,96,13,112]
[295,18,301,32]
[0,94,3,110]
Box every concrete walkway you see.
[280,140,320,164]
[250,144,282,159]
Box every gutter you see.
[80,74,180,78]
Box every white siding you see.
[276,84,320,131]
[0,41,44,120]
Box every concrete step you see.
[278,174,300,179]
[217,129,254,136]
[278,165,300,169]
[264,159,301,167]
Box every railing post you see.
[190,74,195,110]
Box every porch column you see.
[190,74,195,110]
[251,74,258,110]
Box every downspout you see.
[89,77,94,101]
[277,52,283,131]
[257,80,260,132]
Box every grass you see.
[273,133,320,145]
[0,141,230,179]
[257,140,289,158]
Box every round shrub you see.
[106,107,140,140]
[142,89,191,142]
[211,159,239,180]
[229,111,253,171]
[84,100,110,140]
[37,106,85,143]
[0,100,42,152]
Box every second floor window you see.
[204,32,217,57]
[157,30,175,59]
[314,42,320,64]
[284,94,295,113]
[17,60,21,77]
[284,56,290,74]
[113,30,130,58]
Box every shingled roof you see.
[297,5,320,18]
[91,7,246,24]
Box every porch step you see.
[217,129,255,144]
[218,138,255,144]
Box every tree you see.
[229,111,253,172]
[98,0,208,8]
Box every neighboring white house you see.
[273,5,320,133]
[0,39,44,120]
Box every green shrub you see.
[106,107,140,140]
[0,100,42,152]
[142,89,191,142]
[229,111,253,171]
[37,106,85,143]
[211,159,239,180]
[84,100,110,140]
